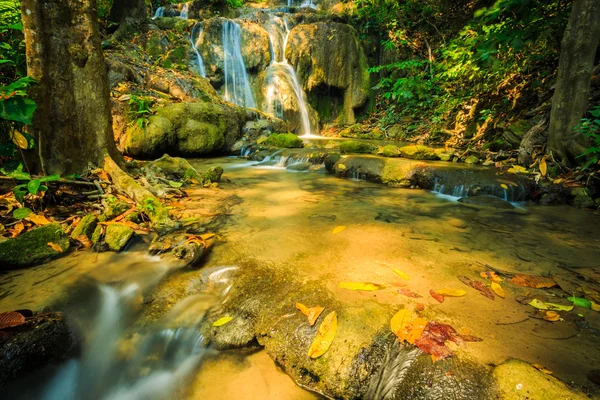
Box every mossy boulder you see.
[381,145,401,157]
[435,148,455,161]
[397,145,438,160]
[264,133,304,148]
[153,17,195,32]
[339,140,376,154]
[464,155,480,164]
[147,154,200,181]
[70,214,98,240]
[570,188,596,209]
[493,359,588,400]
[100,195,130,221]
[0,223,70,269]
[201,166,224,185]
[104,224,135,252]
[123,102,246,158]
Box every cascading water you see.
[152,7,164,19]
[263,16,315,137]
[222,20,256,108]
[179,3,189,19]
[191,24,207,78]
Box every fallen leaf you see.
[500,184,508,190]
[507,165,528,174]
[528,299,574,311]
[532,363,553,374]
[296,302,325,326]
[390,309,412,339]
[10,222,24,238]
[568,297,591,309]
[430,289,444,303]
[392,269,409,280]
[591,302,600,312]
[459,276,495,300]
[28,214,52,226]
[436,289,466,297]
[200,233,216,241]
[543,311,560,322]
[509,274,556,289]
[47,242,64,253]
[539,158,547,177]
[170,202,186,209]
[339,282,385,291]
[490,282,505,298]
[76,235,93,249]
[0,311,26,329]
[213,316,233,326]
[308,311,337,359]
[480,271,503,282]
[416,303,425,311]
[332,226,346,234]
[397,288,422,298]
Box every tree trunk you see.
[108,0,147,25]
[547,0,600,165]
[20,0,122,175]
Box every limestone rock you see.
[104,224,134,252]
[70,214,98,240]
[0,223,70,269]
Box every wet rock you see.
[0,223,70,269]
[570,188,596,209]
[286,162,312,171]
[104,224,134,252]
[334,155,385,182]
[152,17,195,32]
[339,140,377,154]
[397,145,438,160]
[286,22,370,124]
[70,213,98,240]
[100,195,130,221]
[588,369,600,386]
[123,102,246,158]
[382,145,401,157]
[493,359,588,399]
[0,312,79,387]
[201,166,224,184]
[458,195,515,209]
[434,148,454,161]
[464,155,480,164]
[264,133,303,148]
[172,241,211,267]
[146,154,200,181]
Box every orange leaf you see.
[11,222,24,238]
[47,242,64,253]
[296,302,325,326]
[27,214,52,226]
[76,235,93,249]
[539,158,547,177]
[543,311,560,322]
[490,282,505,298]
[509,274,556,289]
[308,311,337,359]
[0,311,26,329]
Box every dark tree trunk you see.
[20,0,122,175]
[108,0,147,25]
[548,0,600,165]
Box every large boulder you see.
[122,101,246,158]
[286,22,370,124]
[0,223,70,270]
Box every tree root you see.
[104,156,180,235]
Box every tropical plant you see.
[575,106,600,170]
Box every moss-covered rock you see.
[397,144,438,160]
[201,166,224,185]
[571,188,596,209]
[434,148,455,161]
[100,195,130,221]
[382,145,401,157]
[104,224,134,252]
[339,140,376,154]
[264,133,304,148]
[70,214,98,240]
[153,17,195,32]
[493,359,588,400]
[464,155,480,164]
[91,225,103,245]
[0,223,70,269]
[147,154,200,182]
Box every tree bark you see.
[547,0,600,165]
[20,0,122,175]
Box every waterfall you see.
[179,3,189,19]
[152,7,164,19]
[263,16,314,137]
[222,20,256,108]
[191,24,206,77]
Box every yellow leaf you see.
[332,226,346,234]
[308,311,337,359]
[436,289,466,297]
[500,184,508,190]
[591,302,600,312]
[200,233,216,241]
[539,158,547,177]
[296,302,325,326]
[212,316,233,326]
[10,130,29,149]
[391,309,427,345]
[392,268,409,280]
[47,242,64,253]
[28,214,51,226]
[406,317,427,344]
[338,282,385,291]
[490,282,505,298]
[507,165,528,174]
[528,299,573,312]
[390,309,411,337]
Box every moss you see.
[70,214,98,240]
[264,133,304,148]
[397,145,438,160]
[339,140,376,154]
[148,154,200,181]
[104,224,134,252]
[124,116,174,158]
[201,166,224,184]
[0,223,70,269]
[464,155,480,164]
[434,148,454,161]
[382,145,401,157]
[91,225,103,244]
[100,196,130,221]
[178,119,225,155]
[147,32,166,59]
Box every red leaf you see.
[430,290,445,303]
[415,332,453,360]
[0,311,26,329]
[398,289,422,298]
[457,275,494,300]
[427,321,457,342]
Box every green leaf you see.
[13,207,32,220]
[167,180,183,188]
[0,97,37,125]
[568,297,592,309]
[8,169,31,180]
[40,174,60,183]
[27,179,40,194]
[39,185,48,192]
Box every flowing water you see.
[191,24,207,78]
[2,158,600,398]
[222,20,256,109]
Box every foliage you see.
[2,164,60,203]
[128,95,154,128]
[575,106,600,170]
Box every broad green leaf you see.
[40,174,60,182]
[9,169,31,180]
[13,207,32,220]
[27,179,40,194]
[568,297,591,309]
[0,97,37,125]
[167,180,183,188]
